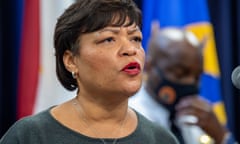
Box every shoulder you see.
[0,109,52,144]
[9,109,50,130]
[136,111,179,144]
[17,108,52,128]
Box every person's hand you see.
[175,96,228,144]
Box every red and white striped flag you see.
[17,0,76,119]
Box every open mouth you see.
[122,62,141,75]
[127,65,139,69]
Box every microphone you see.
[231,66,240,89]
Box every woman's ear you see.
[63,50,78,73]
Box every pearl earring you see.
[72,72,77,79]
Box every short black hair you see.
[54,0,142,91]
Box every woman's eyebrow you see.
[98,26,141,35]
[127,27,141,34]
[98,28,120,34]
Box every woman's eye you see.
[132,36,142,43]
[100,37,114,43]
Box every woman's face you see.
[73,23,145,98]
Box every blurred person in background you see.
[129,26,238,144]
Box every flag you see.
[17,0,76,119]
[142,0,226,124]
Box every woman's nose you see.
[118,40,137,56]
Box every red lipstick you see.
[122,62,141,75]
